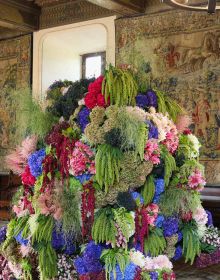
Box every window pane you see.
[85,55,102,78]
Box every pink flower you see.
[37,192,62,220]
[152,255,173,270]
[69,141,95,176]
[13,196,34,217]
[145,203,159,226]
[162,129,179,154]
[144,139,160,165]
[176,115,192,133]
[21,165,36,186]
[188,169,206,191]
[193,207,208,226]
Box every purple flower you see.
[136,90,157,109]
[145,90,157,108]
[28,149,46,177]
[177,231,183,242]
[150,271,159,280]
[52,229,65,250]
[74,257,87,274]
[136,94,149,108]
[77,107,90,132]
[148,121,159,139]
[0,226,7,244]
[163,217,179,237]
[173,245,182,261]
[205,210,213,226]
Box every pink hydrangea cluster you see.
[162,128,179,154]
[145,203,159,226]
[188,169,206,191]
[69,141,95,176]
[144,139,160,165]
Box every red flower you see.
[88,76,103,94]
[183,128,192,135]
[21,165,36,186]
[85,92,97,109]
[97,93,106,107]
[181,211,193,222]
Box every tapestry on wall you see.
[116,11,220,183]
[0,34,32,172]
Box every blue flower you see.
[74,257,87,275]
[110,262,137,280]
[153,179,164,203]
[155,215,165,228]
[63,241,77,255]
[145,90,158,108]
[150,271,159,280]
[77,107,90,132]
[15,231,28,246]
[205,210,213,226]
[163,216,179,237]
[51,229,65,250]
[0,226,7,244]
[28,149,46,177]
[136,90,157,109]
[74,241,104,275]
[131,192,144,205]
[75,174,92,184]
[172,245,182,261]
[147,121,159,139]
[177,231,183,242]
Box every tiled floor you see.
[175,260,220,280]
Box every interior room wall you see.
[33,16,116,99]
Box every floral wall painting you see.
[0,35,32,172]
[115,11,220,183]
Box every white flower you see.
[78,98,85,105]
[187,134,201,158]
[129,250,146,268]
[193,207,208,226]
[151,255,173,270]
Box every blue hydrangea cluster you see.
[15,231,29,246]
[74,241,103,275]
[177,231,183,242]
[149,271,159,280]
[75,174,92,184]
[147,121,159,139]
[131,191,144,206]
[0,226,7,244]
[153,179,165,203]
[155,214,165,228]
[52,229,76,255]
[28,149,46,177]
[172,245,182,261]
[77,107,90,132]
[136,90,157,109]
[163,216,179,237]
[110,263,137,280]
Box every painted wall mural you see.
[116,11,220,183]
[0,35,32,172]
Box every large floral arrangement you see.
[1,65,219,280]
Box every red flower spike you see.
[134,208,149,252]
[81,181,95,239]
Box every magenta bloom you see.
[188,169,206,191]
[144,139,160,165]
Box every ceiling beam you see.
[86,0,146,15]
[0,0,40,33]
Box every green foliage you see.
[10,88,57,141]
[177,134,195,160]
[92,207,117,246]
[200,242,217,254]
[31,215,57,280]
[102,65,138,106]
[144,228,166,257]
[141,175,155,206]
[117,109,148,160]
[155,89,185,122]
[95,144,122,192]
[101,248,130,280]
[60,178,82,237]
[13,216,29,238]
[21,259,33,280]
[181,221,201,264]
[2,219,16,251]
[159,187,201,217]
[160,146,176,187]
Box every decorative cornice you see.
[40,0,113,29]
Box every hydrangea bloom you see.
[147,121,159,139]
[188,169,206,191]
[110,263,137,280]
[172,245,182,261]
[14,231,29,246]
[144,139,160,165]
[136,90,157,109]
[77,107,90,132]
[163,217,179,237]
[69,141,95,176]
[131,192,144,205]
[155,215,165,228]
[0,226,7,244]
[153,179,165,203]
[28,149,46,177]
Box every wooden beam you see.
[0,0,40,32]
[86,0,146,15]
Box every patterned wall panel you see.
[115,11,220,183]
